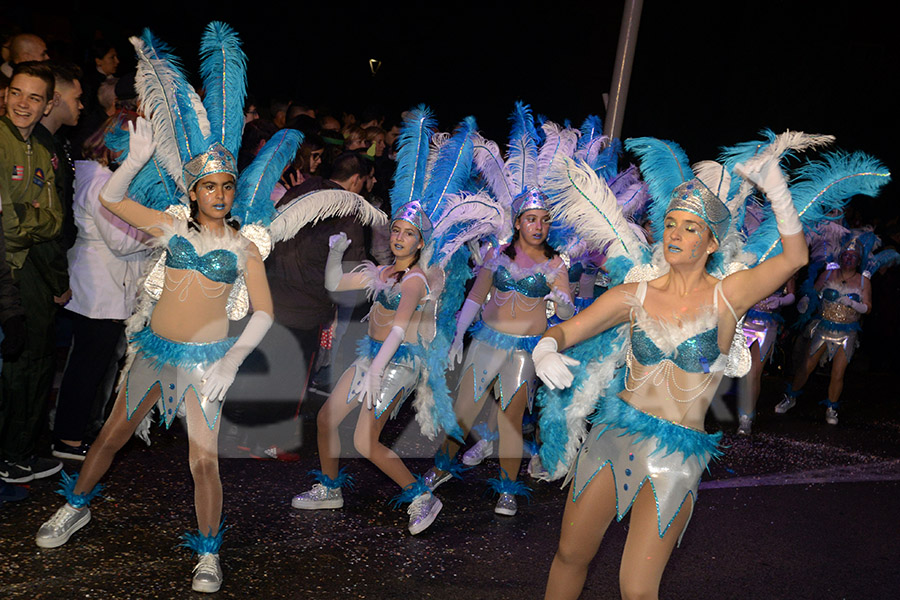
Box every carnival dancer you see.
[292,108,504,533]
[530,130,861,599]
[421,105,576,516]
[34,24,380,593]
[778,223,894,424]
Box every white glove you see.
[99,117,156,203]
[360,325,405,410]
[780,293,795,307]
[201,311,273,402]
[797,296,810,314]
[837,296,868,313]
[449,299,481,366]
[545,288,575,320]
[735,159,802,236]
[324,232,350,291]
[532,336,581,390]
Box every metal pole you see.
[604,0,643,140]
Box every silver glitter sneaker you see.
[35,503,91,548]
[737,415,753,436]
[407,491,442,535]
[422,466,452,491]
[461,439,494,466]
[192,553,222,593]
[825,407,839,425]
[774,394,796,414]
[291,483,343,509]
[494,492,517,516]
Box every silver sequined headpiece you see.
[392,200,433,241]
[666,178,731,243]
[511,187,550,218]
[183,142,238,192]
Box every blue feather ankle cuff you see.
[309,468,355,490]
[56,471,104,509]
[487,470,533,500]
[390,476,430,508]
[179,519,228,555]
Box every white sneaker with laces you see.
[291,484,343,509]
[527,454,550,480]
[461,439,494,466]
[35,503,91,548]
[192,553,223,593]
[407,491,442,535]
[825,407,839,425]
[422,466,452,491]
[737,415,753,436]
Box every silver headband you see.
[511,187,550,218]
[183,142,238,192]
[392,200,433,241]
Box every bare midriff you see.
[150,268,232,342]
[367,302,424,345]
[480,291,548,337]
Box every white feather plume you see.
[430,191,505,269]
[130,35,190,193]
[269,190,387,243]
[543,157,647,262]
[472,133,513,207]
[738,131,835,174]
[538,122,580,186]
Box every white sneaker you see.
[36,503,91,548]
[527,454,550,480]
[775,394,796,414]
[461,439,494,466]
[291,484,343,509]
[825,407,839,425]
[192,553,223,593]
[422,466,452,491]
[494,492,517,516]
[407,492,442,535]
[737,415,753,436]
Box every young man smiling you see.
[0,61,65,484]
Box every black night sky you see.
[7,1,898,216]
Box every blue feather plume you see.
[422,116,478,220]
[867,249,900,276]
[748,151,890,264]
[105,118,182,210]
[624,137,692,242]
[233,128,303,226]
[391,105,437,215]
[594,137,623,182]
[199,22,248,157]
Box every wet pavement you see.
[1,366,899,599]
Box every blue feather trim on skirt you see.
[468,320,541,353]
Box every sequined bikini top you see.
[629,281,735,374]
[822,287,860,303]
[492,266,552,298]
[371,267,429,312]
[165,234,240,284]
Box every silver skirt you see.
[459,338,537,411]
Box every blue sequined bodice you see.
[493,265,551,298]
[631,326,722,374]
[165,235,239,284]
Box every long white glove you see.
[545,288,575,320]
[837,295,868,313]
[360,325,405,410]
[99,117,156,203]
[324,232,351,291]
[449,299,481,366]
[201,311,274,402]
[735,159,802,236]
[532,336,581,390]
[797,296,810,314]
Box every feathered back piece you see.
[624,137,693,242]
[233,129,303,226]
[745,150,890,264]
[391,105,438,216]
[574,115,607,169]
[506,102,540,196]
[198,22,247,157]
[131,29,210,193]
[421,116,479,223]
[537,121,580,187]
